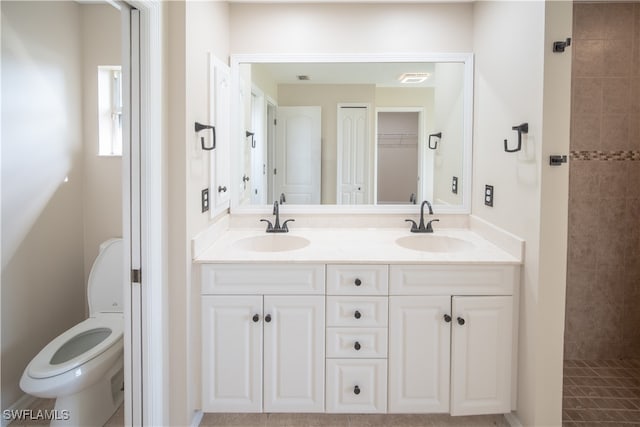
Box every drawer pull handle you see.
[354,341,361,351]
[354,278,362,286]
[354,310,362,319]
[457,316,465,326]
[354,385,361,395]
[443,314,452,323]
[252,314,260,322]
[265,314,272,323]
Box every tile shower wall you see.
[565,3,640,360]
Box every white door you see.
[388,296,451,413]
[274,107,321,204]
[209,54,231,211]
[337,105,369,204]
[263,296,325,412]
[250,90,266,204]
[450,296,513,416]
[201,296,263,412]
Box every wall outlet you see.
[201,188,209,213]
[484,185,494,207]
[452,176,458,194]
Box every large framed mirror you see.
[229,53,473,214]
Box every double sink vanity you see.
[194,212,522,417]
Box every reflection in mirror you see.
[232,56,471,212]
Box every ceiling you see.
[251,62,441,88]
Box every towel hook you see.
[504,123,528,153]
[246,131,256,148]
[428,132,442,150]
[195,122,216,151]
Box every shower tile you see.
[574,3,605,40]
[604,39,633,77]
[600,114,630,150]
[603,3,635,40]
[573,39,605,77]
[570,114,601,151]
[602,78,631,115]
[573,78,603,115]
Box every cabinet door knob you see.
[353,385,361,395]
[265,314,272,323]
[354,278,362,286]
[252,314,260,322]
[218,185,227,193]
[354,341,361,351]
[457,316,465,326]
[443,314,452,323]
[354,310,362,319]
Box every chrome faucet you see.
[261,201,294,233]
[405,200,439,233]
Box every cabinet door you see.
[263,296,325,412]
[451,296,512,416]
[388,296,451,413]
[201,295,262,412]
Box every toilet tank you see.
[88,238,124,315]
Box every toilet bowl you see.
[20,238,125,427]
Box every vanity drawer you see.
[327,265,388,295]
[389,265,517,296]
[327,297,388,327]
[201,264,325,295]
[326,359,387,413]
[326,328,388,358]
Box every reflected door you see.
[337,105,369,205]
[274,107,321,204]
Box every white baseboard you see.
[1,394,39,427]
[504,411,523,427]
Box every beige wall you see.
[167,1,230,425]
[229,3,473,54]
[1,0,85,409]
[81,4,122,289]
[472,1,572,425]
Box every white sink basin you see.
[233,235,310,252]
[395,235,475,253]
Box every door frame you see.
[374,107,427,205]
[120,1,166,426]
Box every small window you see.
[98,66,123,156]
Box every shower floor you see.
[563,359,640,425]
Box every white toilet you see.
[20,238,125,427]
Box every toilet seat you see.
[27,315,123,380]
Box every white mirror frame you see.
[229,52,474,215]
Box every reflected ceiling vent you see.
[296,75,311,81]
[398,72,431,84]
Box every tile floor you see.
[199,413,509,427]
[563,359,640,426]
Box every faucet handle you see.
[281,219,295,232]
[426,219,440,233]
[405,219,419,232]
[260,219,274,232]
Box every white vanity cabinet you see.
[325,265,389,414]
[201,264,325,413]
[388,265,517,416]
[200,262,519,417]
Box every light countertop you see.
[194,227,522,265]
